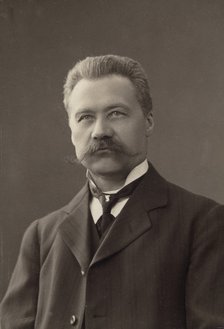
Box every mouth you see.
[94,147,114,153]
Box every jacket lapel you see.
[91,164,168,265]
[59,184,96,271]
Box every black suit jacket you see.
[1,165,224,329]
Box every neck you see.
[89,172,129,192]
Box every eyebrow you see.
[75,103,130,116]
[105,103,130,111]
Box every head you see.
[63,55,154,182]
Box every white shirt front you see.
[89,159,149,223]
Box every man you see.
[0,55,224,329]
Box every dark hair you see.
[63,55,152,115]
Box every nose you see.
[91,117,113,139]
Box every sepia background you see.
[0,0,224,299]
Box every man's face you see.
[68,75,154,178]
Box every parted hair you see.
[63,55,152,115]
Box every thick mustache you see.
[79,139,136,162]
[89,139,123,152]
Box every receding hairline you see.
[66,73,142,110]
[63,54,153,115]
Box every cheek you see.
[71,123,85,141]
[71,129,84,149]
[70,126,92,158]
[118,122,146,146]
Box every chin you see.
[85,158,128,177]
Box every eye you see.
[108,111,126,118]
[77,114,94,122]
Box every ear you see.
[145,112,154,137]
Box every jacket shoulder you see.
[25,184,88,265]
[166,179,221,219]
[148,164,220,213]
[38,183,87,227]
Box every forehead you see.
[68,75,139,110]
